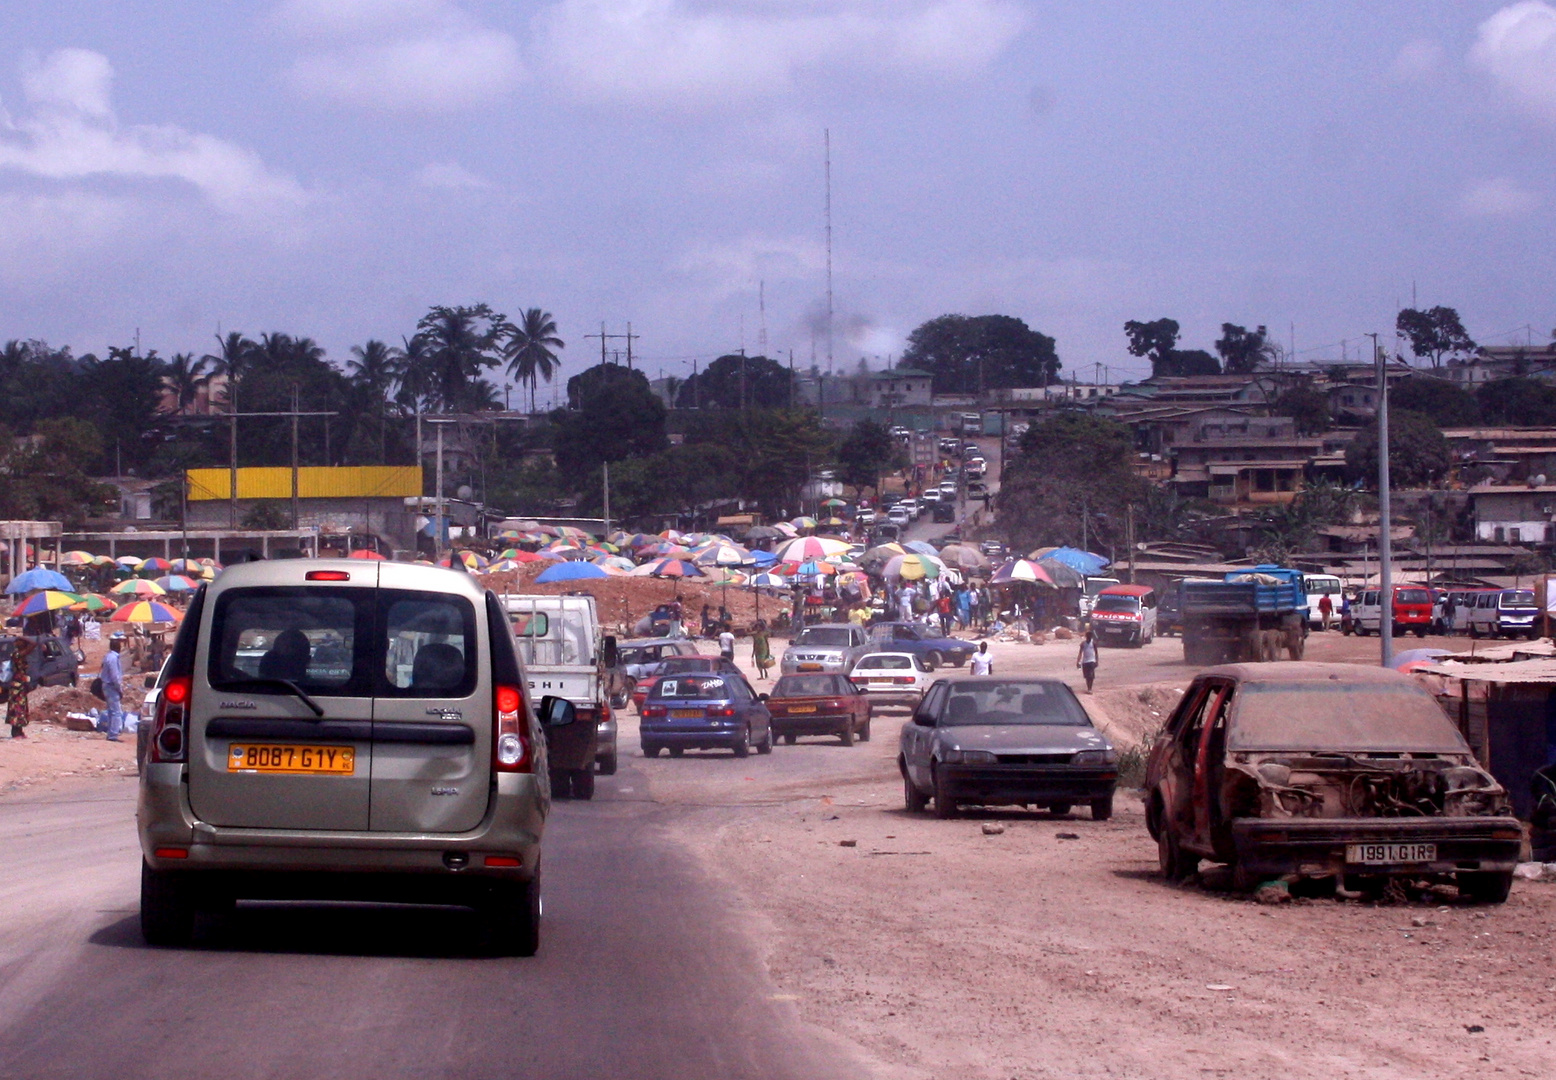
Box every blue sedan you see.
[640,672,774,758]
[869,622,975,667]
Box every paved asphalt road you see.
[0,772,869,1080]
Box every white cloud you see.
[416,161,491,189]
[535,0,1028,106]
[1391,38,1443,82]
[1460,176,1540,217]
[280,0,523,110]
[1471,1,1556,122]
[0,49,305,218]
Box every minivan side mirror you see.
[602,635,618,668]
[539,695,576,728]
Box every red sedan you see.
[766,673,873,747]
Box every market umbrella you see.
[778,559,838,577]
[555,526,592,541]
[597,556,636,572]
[116,555,144,569]
[485,559,522,573]
[821,498,847,509]
[819,517,847,528]
[348,549,387,560]
[6,567,73,594]
[693,543,749,567]
[938,544,990,570]
[884,553,943,580]
[154,575,201,592]
[990,558,1056,586]
[60,550,95,566]
[534,561,609,583]
[744,525,783,541]
[1034,558,1085,588]
[904,540,940,556]
[748,572,787,588]
[789,516,818,531]
[14,590,84,617]
[110,600,181,623]
[438,551,489,570]
[775,536,851,562]
[91,555,117,567]
[773,521,798,538]
[1029,546,1110,576]
[863,543,907,564]
[110,578,167,596]
[70,593,118,613]
[138,557,173,575]
[638,558,705,579]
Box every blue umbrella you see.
[905,540,939,556]
[6,567,73,594]
[1032,546,1110,576]
[746,549,778,566]
[534,561,610,583]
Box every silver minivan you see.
[137,560,567,955]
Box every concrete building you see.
[866,368,933,409]
[1467,484,1556,545]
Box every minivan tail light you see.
[493,683,531,772]
[149,675,191,764]
[306,570,351,581]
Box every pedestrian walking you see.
[1077,630,1099,694]
[751,622,773,680]
[718,627,736,663]
[101,634,125,742]
[1317,593,1333,632]
[969,640,993,676]
[5,635,31,739]
[936,592,953,636]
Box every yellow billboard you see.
[187,466,423,502]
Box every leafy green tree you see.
[674,354,793,410]
[1396,306,1476,369]
[1389,375,1480,427]
[996,414,1144,552]
[681,409,836,517]
[233,332,352,468]
[347,340,399,463]
[161,353,211,414]
[1124,318,1179,371]
[837,419,901,495]
[900,314,1061,394]
[1272,382,1332,434]
[504,309,565,414]
[415,303,508,411]
[553,364,668,482]
[0,419,117,523]
[1344,409,1451,488]
[1477,377,1556,425]
[1214,324,1275,374]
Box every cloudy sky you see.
[0,1,1552,391]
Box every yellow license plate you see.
[228,744,355,775]
[788,705,817,713]
[671,709,704,719]
[798,663,823,671]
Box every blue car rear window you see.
[650,675,728,700]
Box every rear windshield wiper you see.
[218,678,325,718]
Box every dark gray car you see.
[899,677,1118,819]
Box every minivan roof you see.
[209,557,488,604]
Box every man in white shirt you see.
[969,640,993,676]
[718,628,735,662]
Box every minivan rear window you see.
[1502,590,1536,607]
[382,591,477,698]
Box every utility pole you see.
[1370,331,1393,668]
[603,461,612,538]
[229,380,239,528]
[584,323,625,368]
[624,323,640,371]
[226,401,335,531]
[291,384,300,529]
[1126,504,1135,583]
[824,128,834,373]
[758,281,768,356]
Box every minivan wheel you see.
[572,768,595,800]
[482,876,541,957]
[140,862,196,948]
[642,744,660,758]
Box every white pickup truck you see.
[503,594,620,775]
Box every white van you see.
[1078,577,1121,619]
[1468,589,1540,640]
[504,594,618,778]
[1304,575,1343,629]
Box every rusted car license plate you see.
[1345,842,1435,865]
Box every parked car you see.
[855,508,877,526]
[937,481,958,498]
[1353,585,1434,637]
[767,673,873,745]
[966,481,989,500]
[781,623,872,675]
[1468,588,1540,640]
[631,654,742,712]
[616,637,701,683]
[0,632,80,693]
[1089,584,1157,647]
[962,443,979,457]
[867,621,975,667]
[1144,663,1521,900]
[887,506,912,526]
[137,560,562,954]
[932,502,956,523]
[639,672,773,757]
[978,540,1005,558]
[899,677,1118,819]
[849,651,934,708]
[921,490,942,505]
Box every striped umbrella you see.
[60,550,95,566]
[747,572,787,588]
[70,593,118,613]
[884,553,944,581]
[637,558,705,579]
[989,558,1056,586]
[596,556,636,572]
[438,551,488,570]
[821,498,847,508]
[14,590,84,617]
[555,526,592,541]
[111,578,167,596]
[109,600,182,623]
[486,559,522,572]
[115,555,144,569]
[138,557,173,575]
[778,559,838,577]
[775,536,851,562]
[692,543,749,567]
[154,575,201,592]
[789,516,817,531]
[91,555,118,567]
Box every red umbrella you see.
[348,549,386,560]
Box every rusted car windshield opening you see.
[942,683,1090,726]
[1228,683,1468,753]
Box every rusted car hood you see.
[942,725,1111,754]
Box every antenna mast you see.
[825,128,834,374]
[758,280,768,356]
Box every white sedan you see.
[849,651,934,708]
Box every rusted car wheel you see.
[1158,827,1193,881]
[1459,871,1513,904]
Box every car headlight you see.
[941,749,997,764]
[1072,749,1117,766]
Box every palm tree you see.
[415,304,506,411]
[504,308,565,414]
[202,331,256,410]
[348,339,399,463]
[161,352,211,414]
[393,333,436,472]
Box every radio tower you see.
[758,280,768,356]
[824,128,834,374]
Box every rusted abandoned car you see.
[1145,663,1522,902]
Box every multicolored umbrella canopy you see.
[904,540,939,556]
[884,553,944,580]
[348,549,387,560]
[747,572,787,588]
[637,558,704,578]
[116,555,144,569]
[438,551,489,570]
[938,544,990,570]
[596,556,637,572]
[1034,558,1085,588]
[139,557,173,574]
[989,559,1056,586]
[91,555,118,567]
[774,536,851,562]
[1028,546,1110,576]
[14,590,84,616]
[534,561,609,583]
[778,559,838,577]
[110,578,167,596]
[821,498,847,508]
[863,543,907,563]
[692,543,749,567]
[110,600,182,623]
[169,558,207,575]
[485,559,523,573]
[60,551,95,566]
[70,593,117,612]
[154,575,201,592]
[789,516,818,531]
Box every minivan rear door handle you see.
[207,717,372,741]
[371,721,475,746]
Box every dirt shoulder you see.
[0,723,137,796]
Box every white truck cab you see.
[503,594,619,775]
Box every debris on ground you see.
[1086,681,1186,750]
[1254,880,1292,905]
[981,823,1006,835]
